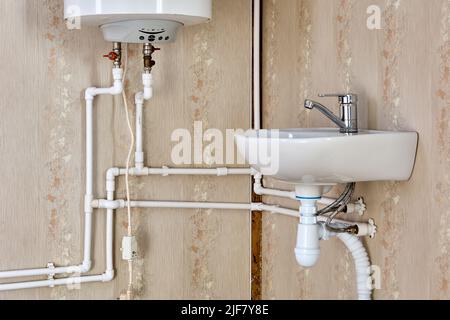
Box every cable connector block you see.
[121,236,138,261]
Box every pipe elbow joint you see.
[110,80,123,96]
[107,168,120,181]
[102,270,115,282]
[106,168,119,193]
[253,184,263,196]
[79,260,92,273]
[110,68,124,95]
[253,174,263,195]
[85,87,97,100]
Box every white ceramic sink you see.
[235,128,418,185]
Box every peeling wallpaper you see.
[262,0,450,300]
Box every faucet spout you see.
[304,100,347,130]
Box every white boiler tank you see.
[64,0,212,43]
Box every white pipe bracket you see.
[47,263,55,287]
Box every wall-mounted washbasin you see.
[236,128,418,185]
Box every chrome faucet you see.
[304,93,358,134]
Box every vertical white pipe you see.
[253,0,261,130]
[106,211,113,271]
[82,215,92,270]
[83,98,94,270]
[85,99,94,195]
[135,101,144,169]
[106,192,114,272]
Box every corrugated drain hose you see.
[337,233,373,300]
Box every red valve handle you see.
[103,52,118,61]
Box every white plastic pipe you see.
[119,200,253,211]
[81,67,124,272]
[85,68,124,99]
[0,265,81,279]
[337,233,373,300]
[118,167,254,177]
[253,0,261,130]
[254,180,297,200]
[142,73,153,101]
[106,192,115,273]
[0,202,116,291]
[0,68,123,285]
[82,98,94,272]
[0,96,96,280]
[0,274,108,292]
[253,175,364,212]
[90,198,374,237]
[0,169,117,291]
[135,97,144,170]
[134,73,153,169]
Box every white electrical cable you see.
[121,44,135,299]
[121,46,133,238]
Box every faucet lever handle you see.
[318,93,357,104]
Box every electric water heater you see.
[64,0,212,43]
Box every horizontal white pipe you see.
[254,183,297,200]
[130,201,253,210]
[0,265,82,279]
[255,184,338,205]
[98,200,254,211]
[0,272,114,292]
[256,204,298,218]
[117,167,254,177]
[92,199,374,237]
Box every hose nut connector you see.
[344,225,359,235]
